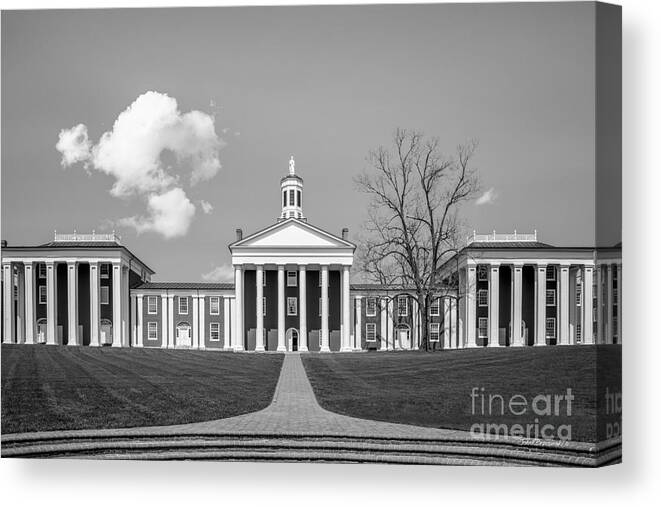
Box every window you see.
[613,316,618,338]
[478,289,489,307]
[262,297,267,317]
[319,297,323,316]
[429,323,440,342]
[100,286,110,305]
[546,289,556,306]
[397,296,408,317]
[576,323,582,343]
[576,282,582,306]
[283,191,286,207]
[100,264,109,279]
[147,322,158,341]
[39,285,47,304]
[287,270,297,287]
[39,264,47,279]
[289,190,295,206]
[478,265,488,281]
[297,190,301,208]
[147,296,157,314]
[318,330,323,347]
[546,266,556,281]
[545,318,556,339]
[366,323,376,342]
[210,297,220,315]
[430,298,440,316]
[613,288,618,305]
[179,296,188,315]
[287,297,298,316]
[263,271,267,286]
[210,322,220,341]
[478,317,488,339]
[366,298,377,316]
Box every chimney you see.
[1,240,7,248]
[235,228,243,241]
[342,227,349,240]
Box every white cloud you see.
[475,187,498,206]
[118,188,196,239]
[202,263,234,283]
[56,124,92,167]
[56,91,225,239]
[200,200,214,214]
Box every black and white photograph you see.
[0,0,627,481]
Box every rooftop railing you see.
[467,230,537,244]
[53,230,121,244]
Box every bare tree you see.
[355,128,480,350]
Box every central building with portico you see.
[230,157,355,352]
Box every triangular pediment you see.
[231,219,354,250]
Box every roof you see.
[2,240,155,274]
[466,241,554,249]
[350,284,415,292]
[135,282,235,291]
[230,217,356,249]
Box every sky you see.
[2,3,607,282]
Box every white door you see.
[37,322,47,344]
[399,328,410,349]
[177,325,191,347]
[100,324,112,345]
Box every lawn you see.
[303,346,621,443]
[1,345,283,434]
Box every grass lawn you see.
[1,345,283,434]
[303,346,621,443]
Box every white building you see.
[1,159,621,351]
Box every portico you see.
[1,232,153,347]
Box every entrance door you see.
[286,328,299,351]
[176,323,192,347]
[398,327,410,349]
[100,320,112,345]
[36,319,47,344]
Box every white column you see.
[192,294,199,349]
[511,264,524,346]
[443,297,451,349]
[535,264,547,346]
[160,294,168,348]
[2,262,13,343]
[411,296,420,350]
[111,262,122,347]
[256,266,265,351]
[488,263,500,347]
[89,262,100,346]
[582,265,594,344]
[122,267,129,347]
[136,294,144,347]
[299,266,308,352]
[341,265,351,351]
[277,265,286,352]
[616,263,622,344]
[67,261,79,346]
[167,294,174,348]
[379,297,387,351]
[46,261,57,345]
[354,296,363,350]
[320,265,330,352]
[465,265,477,347]
[24,262,35,344]
[130,293,136,348]
[558,264,571,345]
[387,298,394,350]
[16,266,25,343]
[606,264,614,344]
[234,265,244,351]
[223,296,232,350]
[596,265,604,344]
[450,298,458,348]
[198,296,206,350]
